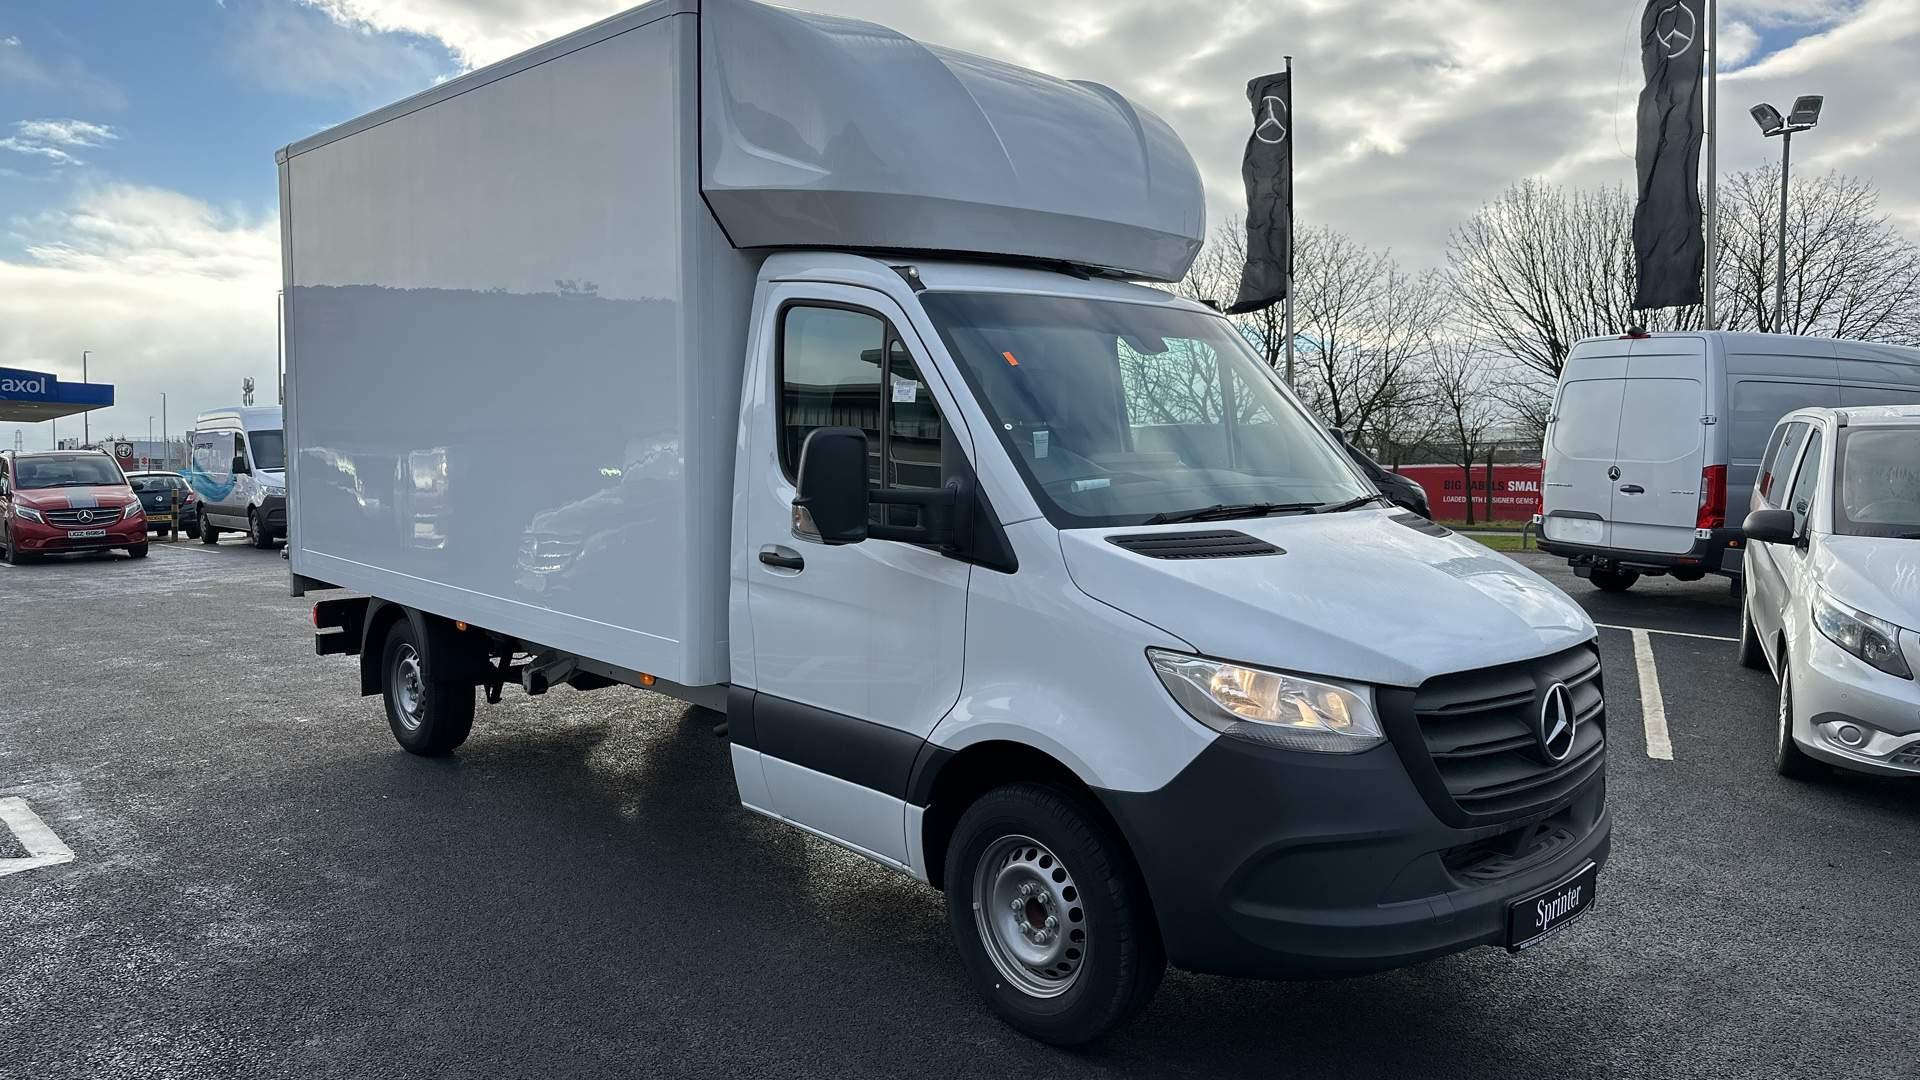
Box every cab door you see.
[733,284,973,868]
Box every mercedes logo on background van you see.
[1539,683,1577,762]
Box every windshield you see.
[920,292,1369,527]
[249,429,286,471]
[14,456,127,490]
[1836,427,1920,538]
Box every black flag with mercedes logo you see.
[1228,70,1292,314]
[1632,0,1706,309]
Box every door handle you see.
[758,545,805,571]
[1618,484,1645,494]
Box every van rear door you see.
[1541,349,1629,549]
[1609,339,1709,554]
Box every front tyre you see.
[1775,664,1823,780]
[126,543,149,559]
[944,784,1163,1046]
[380,618,474,756]
[248,509,275,549]
[1738,599,1768,671]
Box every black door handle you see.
[1618,484,1645,494]
[758,546,804,571]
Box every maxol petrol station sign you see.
[0,366,114,423]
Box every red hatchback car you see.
[0,449,148,564]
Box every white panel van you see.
[1539,331,1920,592]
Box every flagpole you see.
[1283,54,1296,390]
[1703,0,1718,328]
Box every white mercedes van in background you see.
[187,406,287,548]
[1538,331,1920,593]
[283,0,1612,1044]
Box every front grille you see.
[1394,644,1606,824]
[1444,821,1581,884]
[1888,742,1920,768]
[44,507,123,528]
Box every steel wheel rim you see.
[394,644,426,731]
[972,834,1085,998]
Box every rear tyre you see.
[944,783,1164,1046]
[248,509,275,549]
[126,543,149,559]
[201,520,221,544]
[1738,601,1768,671]
[1588,568,1640,593]
[1775,665,1823,780]
[380,618,474,756]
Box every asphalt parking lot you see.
[3,539,1917,1079]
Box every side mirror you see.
[793,427,871,545]
[1742,508,1801,546]
[128,479,148,492]
[233,459,250,476]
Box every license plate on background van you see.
[69,529,107,538]
[1506,861,1598,951]
[1546,517,1604,545]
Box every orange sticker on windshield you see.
[1002,351,1021,367]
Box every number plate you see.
[1507,861,1598,951]
[1546,516,1604,545]
[68,528,108,538]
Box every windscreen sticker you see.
[891,375,919,404]
[1002,351,1021,367]
[1034,430,1050,459]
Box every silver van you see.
[1538,331,1920,592]
[187,406,287,548]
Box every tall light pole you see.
[81,349,91,444]
[1749,95,1824,333]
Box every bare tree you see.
[1290,226,1447,439]
[1716,166,1920,342]
[1425,335,1506,526]
[1445,180,1701,386]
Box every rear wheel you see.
[944,783,1163,1046]
[201,519,221,544]
[1588,567,1640,593]
[1775,664,1823,780]
[380,618,474,755]
[126,543,149,559]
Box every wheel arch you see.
[359,601,494,696]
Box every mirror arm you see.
[869,480,968,548]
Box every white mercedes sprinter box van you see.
[283,0,1611,1044]
[1539,331,1920,593]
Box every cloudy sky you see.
[3,0,1915,451]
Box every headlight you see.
[1813,591,1912,680]
[122,502,145,521]
[14,505,44,524]
[1148,650,1385,753]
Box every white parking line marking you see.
[1596,622,1738,644]
[0,797,75,878]
[1631,630,1674,761]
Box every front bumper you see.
[11,514,148,552]
[1794,633,1920,777]
[1538,527,1744,576]
[259,494,287,535]
[1099,736,1610,979]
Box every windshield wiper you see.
[1315,494,1389,515]
[1141,502,1320,526]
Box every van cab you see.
[1539,332,1920,592]
[187,406,286,548]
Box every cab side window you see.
[1785,429,1824,534]
[232,434,251,474]
[1759,422,1808,509]
[778,304,953,514]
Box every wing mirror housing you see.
[1742,508,1802,547]
[792,427,967,549]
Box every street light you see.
[1750,94,1825,333]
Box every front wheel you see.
[380,618,474,755]
[944,784,1164,1046]
[248,510,275,549]
[1588,567,1640,593]
[200,519,221,544]
[1775,665,1824,780]
[126,543,149,559]
[1738,599,1768,671]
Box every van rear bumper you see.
[1538,527,1743,575]
[1098,736,1610,979]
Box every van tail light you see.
[1535,460,1546,516]
[1696,465,1727,530]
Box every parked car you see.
[186,406,285,548]
[0,448,147,563]
[1539,330,1920,592]
[124,470,201,538]
[1738,404,1920,779]
[1331,429,1430,518]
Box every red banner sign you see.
[1391,463,1542,523]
